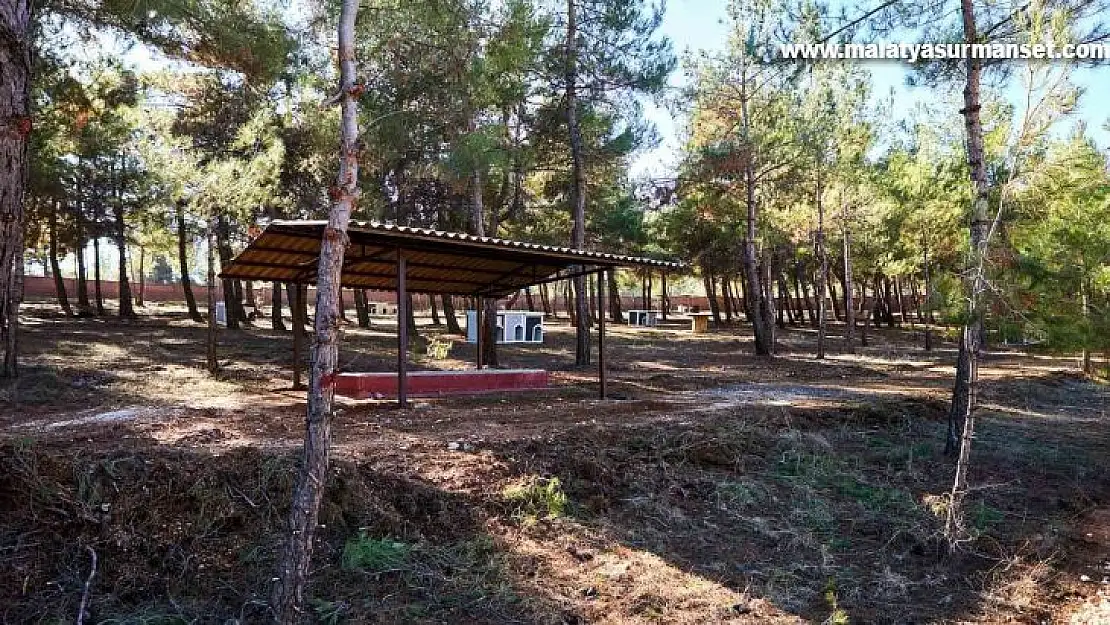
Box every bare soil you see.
[1,301,1108,624]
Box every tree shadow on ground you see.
[0,436,584,624]
[2,380,1106,623]
[6,304,1108,623]
[476,391,1110,624]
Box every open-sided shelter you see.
[220,220,682,406]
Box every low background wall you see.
[23,275,713,313]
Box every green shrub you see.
[971,501,1004,532]
[502,476,568,521]
[340,532,412,573]
[311,598,348,625]
[426,338,453,360]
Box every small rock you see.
[1081,574,1092,582]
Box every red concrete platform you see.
[334,369,549,399]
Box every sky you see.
[633,0,1110,178]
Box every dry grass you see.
[1,300,1108,623]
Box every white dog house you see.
[367,301,397,315]
[627,309,659,327]
[466,310,544,344]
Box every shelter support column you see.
[292,282,304,390]
[598,269,607,399]
[397,251,408,408]
[475,299,483,369]
[661,271,668,320]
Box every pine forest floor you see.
[1,300,1108,624]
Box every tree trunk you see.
[75,208,91,316]
[0,2,30,377]
[662,274,671,320]
[50,200,72,316]
[761,249,777,352]
[777,273,794,325]
[429,292,441,326]
[816,168,828,359]
[236,282,249,323]
[136,246,145,307]
[860,281,870,348]
[782,273,797,325]
[272,281,287,331]
[721,277,734,322]
[738,58,772,355]
[114,158,135,319]
[873,276,886,330]
[736,274,749,322]
[945,0,992,519]
[272,1,360,620]
[353,288,369,328]
[507,290,525,309]
[732,278,745,320]
[608,271,622,323]
[729,278,745,321]
[791,267,809,325]
[703,270,721,325]
[442,295,462,334]
[944,8,996,467]
[922,233,933,351]
[843,221,855,352]
[215,215,240,329]
[93,236,104,315]
[406,293,419,340]
[470,170,499,368]
[588,273,597,324]
[206,211,218,373]
[827,270,841,322]
[894,277,905,325]
[888,278,896,328]
[775,277,786,327]
[1081,276,1092,374]
[481,297,498,367]
[288,283,305,383]
[565,0,590,366]
[565,281,575,325]
[177,201,204,322]
[540,283,551,317]
[910,279,924,323]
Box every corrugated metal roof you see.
[220,220,682,297]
